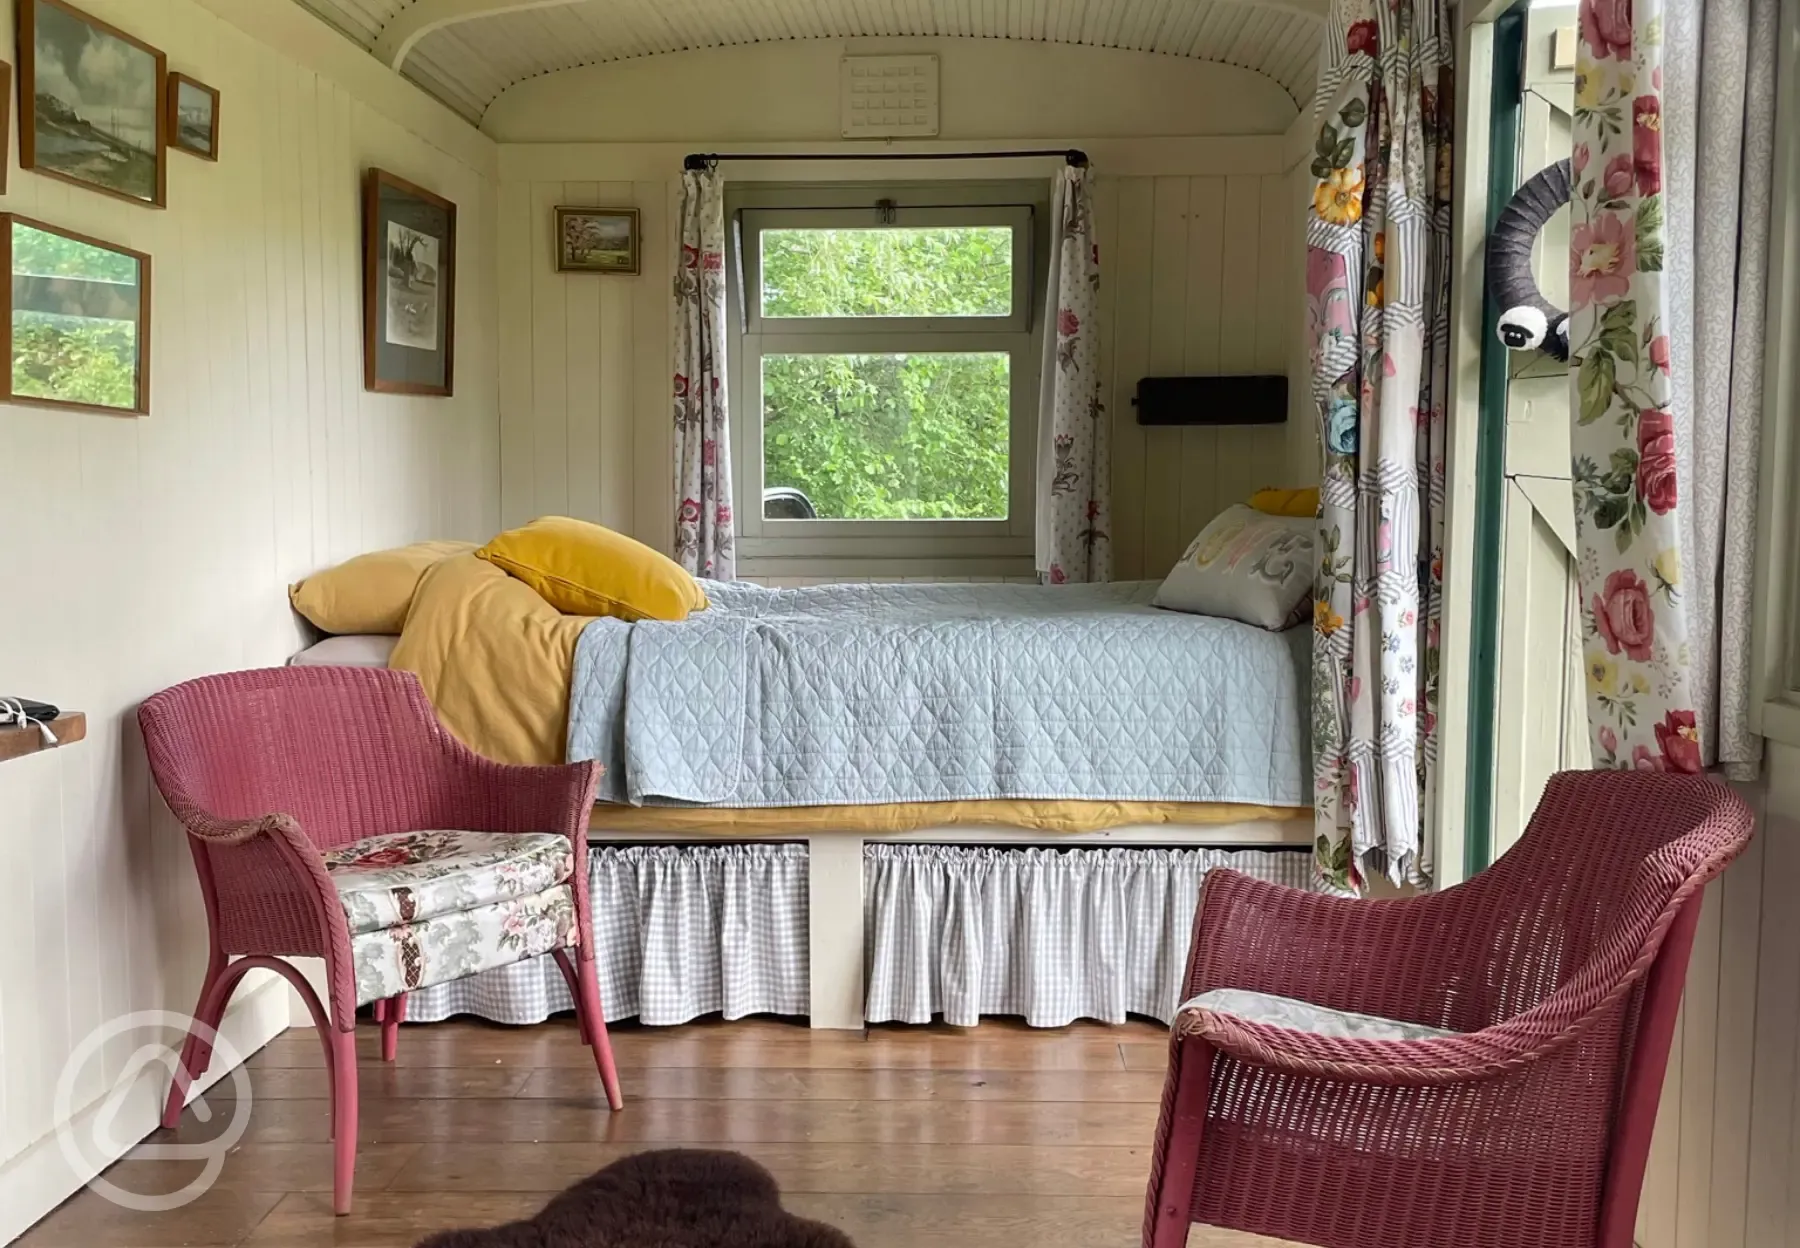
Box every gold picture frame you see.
[556,206,640,275]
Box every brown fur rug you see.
[414,1149,856,1248]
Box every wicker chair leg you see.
[1144,1037,1211,1248]
[380,993,407,1062]
[160,950,231,1130]
[574,950,624,1111]
[330,1028,360,1215]
[551,948,595,1047]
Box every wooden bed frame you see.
[588,815,1314,1029]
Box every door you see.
[1491,3,1591,857]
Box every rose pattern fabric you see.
[1568,0,1700,774]
[350,885,579,1006]
[1035,165,1110,584]
[1305,0,1453,891]
[673,168,734,580]
[324,828,574,935]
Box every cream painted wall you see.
[492,41,1316,577]
[0,0,497,1237]
[482,39,1299,143]
[1630,760,1800,1248]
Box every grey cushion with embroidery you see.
[1153,505,1315,630]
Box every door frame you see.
[1437,0,1528,885]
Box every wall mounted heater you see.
[1133,375,1289,426]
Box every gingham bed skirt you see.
[863,844,1316,1027]
[402,841,1313,1027]
[403,843,811,1026]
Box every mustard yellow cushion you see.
[475,517,707,621]
[1248,487,1320,518]
[289,540,476,635]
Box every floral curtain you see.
[1305,0,1453,890]
[672,168,735,580]
[1035,165,1111,584]
[1568,0,1699,771]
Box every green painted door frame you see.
[1463,0,1529,880]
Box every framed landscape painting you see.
[167,72,219,160]
[2,213,152,415]
[18,0,167,207]
[556,206,639,274]
[363,168,456,396]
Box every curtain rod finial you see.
[1067,150,1089,167]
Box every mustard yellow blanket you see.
[389,553,590,766]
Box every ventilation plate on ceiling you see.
[841,55,940,139]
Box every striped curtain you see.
[1304,0,1454,890]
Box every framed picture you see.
[17,0,166,208]
[0,63,12,195]
[363,168,456,396]
[167,72,219,161]
[1,214,151,416]
[556,206,640,274]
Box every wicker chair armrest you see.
[175,807,341,911]
[443,750,601,838]
[1181,868,1474,1020]
[1180,851,1721,1086]
[1175,999,1599,1087]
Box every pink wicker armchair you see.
[139,666,623,1216]
[1143,770,1754,1248]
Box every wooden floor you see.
[19,1015,1290,1248]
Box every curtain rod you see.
[683,149,1088,171]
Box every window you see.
[727,185,1046,575]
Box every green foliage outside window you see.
[9,223,140,409]
[758,227,1015,521]
[11,317,138,408]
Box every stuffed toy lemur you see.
[1487,157,1574,362]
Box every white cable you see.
[0,698,58,746]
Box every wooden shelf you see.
[0,712,87,763]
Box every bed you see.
[292,572,1314,1027]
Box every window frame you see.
[1749,3,1800,748]
[724,181,1049,574]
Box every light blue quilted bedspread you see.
[567,580,1311,808]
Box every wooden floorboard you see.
[17,1015,1294,1248]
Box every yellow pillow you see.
[1248,487,1320,518]
[475,517,707,621]
[289,540,475,635]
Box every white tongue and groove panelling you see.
[292,0,1323,124]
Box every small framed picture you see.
[0,62,12,195]
[2,214,152,416]
[556,206,640,275]
[18,0,166,207]
[167,72,219,160]
[363,168,457,396]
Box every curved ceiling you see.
[296,0,1325,126]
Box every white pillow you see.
[1153,504,1315,630]
[289,634,398,668]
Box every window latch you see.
[875,198,897,225]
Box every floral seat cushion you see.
[1177,987,1458,1043]
[350,884,579,1005]
[324,829,573,936]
